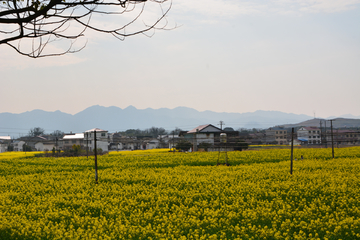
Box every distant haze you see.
[1,1,359,118]
[1,105,359,138]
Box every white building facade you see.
[297,126,321,144]
[84,128,109,152]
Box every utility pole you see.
[218,121,225,130]
[55,137,58,156]
[172,130,175,153]
[324,120,327,148]
[94,130,98,184]
[320,120,322,147]
[290,128,294,175]
[86,132,89,159]
[330,120,335,159]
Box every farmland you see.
[1,147,360,239]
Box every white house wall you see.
[35,142,55,151]
[0,143,7,153]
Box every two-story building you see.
[297,126,321,144]
[326,130,360,145]
[265,127,288,145]
[0,136,11,152]
[183,124,222,151]
[84,128,109,152]
[62,133,85,150]
[12,140,25,151]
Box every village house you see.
[158,134,181,149]
[142,139,160,149]
[84,128,109,152]
[62,133,85,150]
[265,127,288,145]
[297,126,321,144]
[12,140,25,151]
[35,141,56,151]
[17,135,54,151]
[183,124,222,151]
[0,136,11,152]
[325,129,360,145]
[182,124,240,151]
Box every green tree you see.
[23,144,32,151]
[145,127,167,138]
[51,130,64,138]
[233,141,249,151]
[72,144,81,156]
[7,145,14,151]
[175,140,192,152]
[170,127,183,135]
[198,142,212,151]
[28,127,45,137]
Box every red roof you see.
[187,124,222,133]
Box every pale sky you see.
[1,0,359,118]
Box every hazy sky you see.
[1,0,359,118]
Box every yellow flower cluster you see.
[1,147,360,239]
[0,151,40,160]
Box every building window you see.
[101,133,106,137]
[65,141,69,144]
[72,140,76,144]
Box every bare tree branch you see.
[0,0,171,57]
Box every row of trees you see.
[27,127,64,137]
[25,126,262,140]
[174,140,249,152]
[120,127,183,138]
[26,126,183,138]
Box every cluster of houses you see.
[259,126,360,146]
[0,124,360,153]
[0,125,241,153]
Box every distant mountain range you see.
[0,105,359,137]
[283,118,360,129]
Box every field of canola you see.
[1,147,360,239]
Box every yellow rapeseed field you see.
[1,147,360,239]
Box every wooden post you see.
[324,121,327,148]
[94,130,98,184]
[290,128,294,175]
[86,132,89,159]
[330,120,335,159]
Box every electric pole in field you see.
[320,120,322,147]
[330,120,335,159]
[218,121,225,130]
[290,128,294,175]
[94,130,98,184]
[86,132,89,159]
[324,120,327,148]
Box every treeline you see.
[118,127,183,138]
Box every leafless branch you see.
[0,0,171,57]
